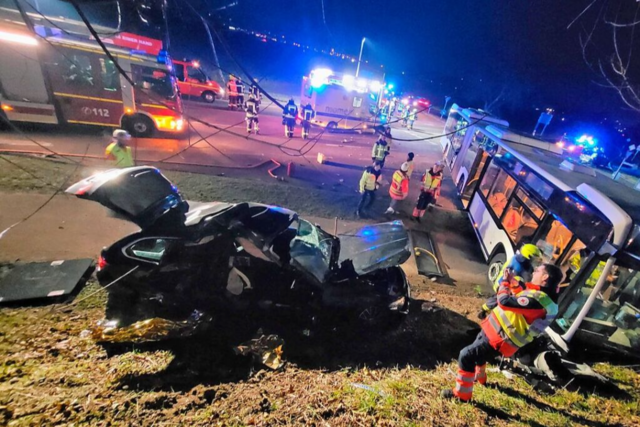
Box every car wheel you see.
[127,115,154,138]
[202,91,216,103]
[327,121,338,132]
[487,252,506,287]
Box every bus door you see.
[48,48,122,127]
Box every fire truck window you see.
[99,59,118,91]
[63,55,94,87]
[557,261,640,352]
[187,66,207,83]
[131,65,175,99]
[175,64,185,82]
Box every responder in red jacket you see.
[385,162,410,215]
[441,263,562,402]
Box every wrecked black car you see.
[66,167,411,343]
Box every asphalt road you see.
[0,100,453,206]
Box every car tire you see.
[487,252,506,287]
[327,121,338,132]
[201,91,216,103]
[127,115,154,138]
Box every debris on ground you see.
[234,332,285,370]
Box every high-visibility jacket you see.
[283,103,298,119]
[302,105,315,121]
[245,99,258,117]
[389,170,409,200]
[409,111,417,121]
[420,169,442,192]
[481,281,557,357]
[359,166,381,192]
[586,260,605,287]
[372,142,387,161]
[105,142,134,168]
[227,80,238,97]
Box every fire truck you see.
[0,5,184,137]
[173,59,224,104]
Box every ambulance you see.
[300,68,382,132]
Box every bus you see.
[442,107,640,358]
[0,4,184,137]
[300,68,381,132]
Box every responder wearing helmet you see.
[478,243,543,319]
[385,162,410,215]
[227,75,239,109]
[282,98,298,138]
[301,103,315,139]
[105,129,134,168]
[245,93,260,134]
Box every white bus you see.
[442,108,640,358]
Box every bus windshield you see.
[556,256,640,354]
[131,64,176,100]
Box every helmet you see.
[400,162,409,172]
[519,244,542,263]
[112,129,131,140]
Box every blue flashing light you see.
[387,84,394,90]
[576,134,597,147]
[157,50,169,64]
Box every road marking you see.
[0,141,52,147]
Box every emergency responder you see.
[371,136,388,168]
[356,161,382,218]
[301,103,315,139]
[227,75,238,109]
[401,106,410,127]
[411,161,444,222]
[105,129,134,168]
[406,152,415,179]
[408,108,418,130]
[236,78,245,107]
[478,243,543,319]
[245,93,260,134]
[441,263,562,402]
[384,126,393,154]
[282,98,298,138]
[249,84,261,106]
[385,162,410,215]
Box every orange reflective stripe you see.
[453,369,475,400]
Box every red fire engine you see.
[0,7,184,137]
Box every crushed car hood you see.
[66,167,189,229]
[337,221,411,276]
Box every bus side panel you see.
[0,41,57,124]
[468,194,514,261]
[46,47,122,127]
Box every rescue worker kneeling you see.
[441,263,562,402]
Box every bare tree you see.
[571,0,640,112]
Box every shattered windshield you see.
[289,219,335,283]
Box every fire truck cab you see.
[173,59,224,104]
[0,5,184,138]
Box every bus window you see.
[63,54,94,87]
[482,166,516,217]
[131,65,175,99]
[537,219,574,262]
[515,188,544,220]
[558,240,587,285]
[99,59,118,92]
[502,196,539,244]
[557,261,640,353]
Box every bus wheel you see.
[487,252,506,287]
[202,91,216,103]
[127,115,154,138]
[327,122,338,132]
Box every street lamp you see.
[355,37,366,78]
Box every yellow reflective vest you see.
[105,142,134,168]
[359,167,381,192]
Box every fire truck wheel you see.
[327,122,338,132]
[127,115,154,137]
[201,91,216,103]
